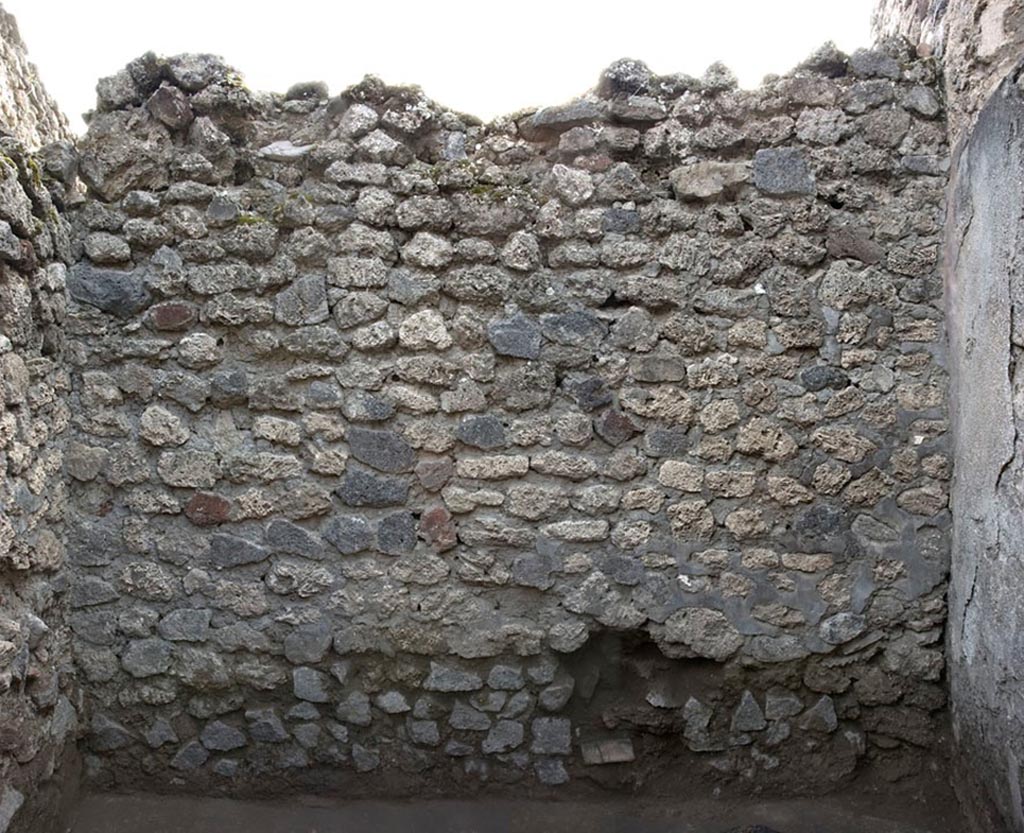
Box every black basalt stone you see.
[800,365,850,392]
[563,375,613,411]
[753,148,816,196]
[347,428,415,473]
[265,519,324,559]
[486,313,542,360]
[336,468,410,507]
[457,415,506,450]
[67,263,151,318]
[207,533,269,569]
[322,515,374,555]
[377,512,417,555]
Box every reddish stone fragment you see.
[415,457,454,492]
[420,505,457,551]
[149,301,198,331]
[579,154,614,173]
[594,408,639,447]
[185,492,232,526]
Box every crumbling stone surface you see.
[58,39,952,801]
[0,133,78,832]
[873,0,1023,146]
[0,7,71,151]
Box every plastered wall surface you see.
[57,44,953,801]
[874,1,1024,829]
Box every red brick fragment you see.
[185,492,231,526]
[420,505,457,551]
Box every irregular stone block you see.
[752,147,816,195]
[670,161,749,200]
[67,263,151,318]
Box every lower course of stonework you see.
[67,790,968,833]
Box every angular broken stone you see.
[423,662,483,692]
[482,719,525,754]
[259,140,314,161]
[398,309,452,349]
[206,533,269,569]
[67,263,151,318]
[274,274,329,326]
[200,720,246,751]
[752,148,816,195]
[121,638,173,678]
[580,738,635,765]
[264,519,324,559]
[530,717,572,755]
[377,511,417,554]
[670,161,749,200]
[799,695,839,733]
[346,428,415,473]
[662,607,744,661]
[731,690,767,733]
[531,99,605,131]
[336,468,410,507]
[486,313,543,360]
[457,415,507,450]
[818,612,867,645]
[321,515,374,555]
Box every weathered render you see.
[873,0,1024,142]
[56,44,953,802]
[874,3,1024,831]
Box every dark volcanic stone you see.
[147,85,194,130]
[67,263,151,318]
[540,310,607,347]
[753,148,816,196]
[597,58,653,99]
[800,365,850,391]
[209,368,250,406]
[563,375,613,411]
[207,533,269,569]
[602,207,641,234]
[377,512,417,554]
[265,519,324,559]
[336,469,410,507]
[285,81,329,101]
[594,409,639,446]
[457,415,506,450]
[793,503,849,552]
[487,313,542,360]
[347,427,415,473]
[322,515,374,555]
[531,100,605,131]
[644,427,689,457]
[344,392,395,422]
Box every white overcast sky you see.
[9,0,876,133]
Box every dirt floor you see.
[65,788,967,833]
